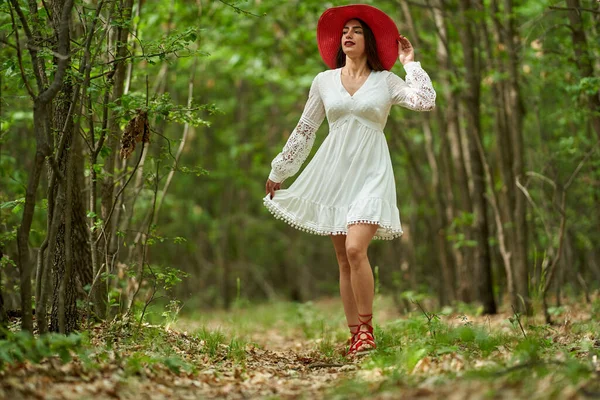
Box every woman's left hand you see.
[265,178,281,199]
[398,35,414,65]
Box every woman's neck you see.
[343,56,370,77]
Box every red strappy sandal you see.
[347,324,360,346]
[347,313,376,356]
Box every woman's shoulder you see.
[310,68,340,88]
[316,68,340,79]
[375,69,394,78]
[376,69,403,85]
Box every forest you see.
[0,0,599,398]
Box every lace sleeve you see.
[387,62,436,111]
[268,74,326,183]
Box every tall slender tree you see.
[456,0,496,313]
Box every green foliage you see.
[196,327,226,358]
[123,350,193,375]
[447,212,479,249]
[295,301,327,339]
[330,305,597,398]
[195,327,247,363]
[153,264,189,291]
[0,331,86,369]
[161,299,183,327]
[398,290,431,304]
[316,335,338,360]
[115,92,214,128]
[83,317,248,378]
[0,224,16,251]
[1,0,599,340]
[0,198,24,215]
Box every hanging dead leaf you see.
[120,109,150,159]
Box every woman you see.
[263,4,436,356]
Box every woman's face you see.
[341,19,365,57]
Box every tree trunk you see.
[0,247,7,338]
[48,111,79,334]
[16,107,47,332]
[11,0,75,332]
[564,0,600,140]
[430,0,474,304]
[503,0,530,314]
[456,0,496,313]
[47,0,89,333]
[389,121,455,304]
[400,0,457,305]
[488,0,530,314]
[220,184,234,308]
[49,226,78,333]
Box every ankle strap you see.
[358,313,372,323]
[358,313,373,333]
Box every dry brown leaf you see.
[120,109,150,159]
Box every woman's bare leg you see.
[345,223,378,332]
[331,234,359,329]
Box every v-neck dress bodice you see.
[339,69,372,98]
[264,62,436,240]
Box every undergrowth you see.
[0,314,249,379]
[330,299,600,399]
[1,295,597,399]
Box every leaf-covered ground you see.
[0,295,599,399]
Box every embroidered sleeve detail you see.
[269,75,326,183]
[387,62,436,111]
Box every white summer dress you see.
[263,61,436,240]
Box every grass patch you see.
[0,330,87,368]
[0,315,249,382]
[328,298,599,399]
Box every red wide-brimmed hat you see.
[317,4,400,71]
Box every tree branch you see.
[217,0,264,17]
[7,1,36,98]
[13,0,47,92]
[549,6,600,15]
[151,58,197,224]
[0,36,18,50]
[9,0,33,40]
[542,141,599,324]
[38,0,75,104]
[565,140,600,190]
[404,0,442,9]
[516,177,552,246]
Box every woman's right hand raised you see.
[265,179,281,199]
[397,34,414,65]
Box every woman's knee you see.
[346,243,367,265]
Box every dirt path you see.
[0,299,367,400]
[0,349,356,400]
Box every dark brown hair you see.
[335,18,384,71]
